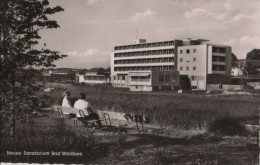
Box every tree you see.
[241,49,260,75]
[0,0,67,135]
[246,49,260,60]
[0,0,67,88]
[231,53,238,68]
[241,61,259,76]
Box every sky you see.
[40,0,260,69]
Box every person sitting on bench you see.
[61,91,74,117]
[62,91,72,108]
[74,93,101,127]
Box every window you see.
[193,49,196,53]
[193,67,196,71]
[191,76,195,81]
[192,86,197,89]
[158,75,164,82]
[186,49,190,54]
[193,58,196,62]
[180,58,183,62]
[114,76,116,80]
[180,67,183,71]
[165,75,170,82]
[180,50,183,54]
[122,76,125,80]
[172,75,177,82]
[186,67,189,71]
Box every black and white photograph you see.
[1,0,260,164]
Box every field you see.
[42,83,260,132]
[2,83,260,164]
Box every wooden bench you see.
[53,105,104,127]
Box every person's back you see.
[74,95,93,113]
[74,93,101,127]
[74,99,89,110]
[62,92,72,108]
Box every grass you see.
[2,82,259,164]
[40,83,260,133]
[1,119,111,164]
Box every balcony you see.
[115,54,174,60]
[212,52,225,57]
[114,62,174,67]
[212,70,226,74]
[114,45,175,53]
[212,61,225,65]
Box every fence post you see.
[259,109,260,165]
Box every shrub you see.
[209,115,245,135]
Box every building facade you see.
[177,40,231,90]
[111,39,182,91]
[111,38,232,91]
[128,70,179,91]
[76,68,110,84]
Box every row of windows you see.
[180,49,196,54]
[114,49,174,58]
[212,56,225,62]
[114,57,174,64]
[212,65,226,71]
[180,66,196,71]
[115,74,177,84]
[114,75,125,80]
[114,66,174,72]
[180,58,196,62]
[131,77,150,82]
[190,76,205,81]
[213,47,226,53]
[84,76,105,80]
[114,41,175,51]
[131,75,177,83]
[192,86,197,89]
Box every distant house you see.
[76,68,110,84]
[231,68,243,77]
[42,68,77,83]
[231,60,244,77]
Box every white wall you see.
[78,75,107,84]
[178,44,208,90]
[129,85,152,91]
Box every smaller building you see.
[76,68,110,84]
[231,67,243,77]
[128,70,179,91]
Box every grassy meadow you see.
[2,83,259,164]
[41,83,260,132]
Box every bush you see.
[209,115,245,135]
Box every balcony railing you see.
[212,70,226,74]
[114,41,175,51]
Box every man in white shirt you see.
[74,93,101,127]
[74,95,93,114]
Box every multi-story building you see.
[111,38,232,91]
[111,39,181,91]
